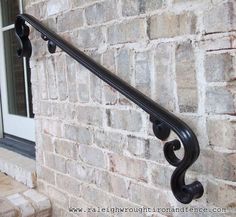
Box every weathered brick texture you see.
[85,0,118,25]
[26,0,236,216]
[148,12,197,39]
[175,41,198,113]
[107,18,146,44]
[203,1,236,34]
[205,52,236,82]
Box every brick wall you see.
[25,0,236,216]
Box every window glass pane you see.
[3,28,27,116]
[1,0,19,27]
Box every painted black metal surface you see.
[15,13,204,204]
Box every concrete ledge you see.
[0,148,37,188]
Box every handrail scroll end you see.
[15,15,32,58]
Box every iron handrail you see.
[15,13,203,204]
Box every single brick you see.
[127,136,148,158]
[66,56,78,102]
[207,118,236,150]
[43,17,57,32]
[116,49,134,105]
[37,165,55,185]
[72,0,97,8]
[94,130,127,154]
[128,182,171,207]
[109,153,148,181]
[64,124,92,145]
[36,59,48,100]
[116,49,133,83]
[144,0,164,12]
[90,74,103,103]
[65,103,77,121]
[109,174,130,198]
[54,139,77,159]
[102,49,116,72]
[106,109,143,132]
[191,150,236,181]
[42,119,62,137]
[76,26,105,49]
[32,39,47,58]
[85,0,118,25]
[205,86,235,114]
[121,0,163,16]
[121,0,145,16]
[46,56,58,100]
[204,52,236,82]
[94,169,130,200]
[40,101,52,117]
[44,153,67,173]
[77,65,90,103]
[77,106,103,127]
[51,102,67,120]
[148,12,196,39]
[175,41,198,113]
[81,185,110,207]
[47,186,69,207]
[104,86,118,105]
[67,160,95,183]
[203,1,236,34]
[57,8,83,32]
[206,179,236,208]
[173,0,200,2]
[177,88,198,113]
[148,139,166,164]
[47,0,69,16]
[149,163,174,188]
[107,18,146,44]
[41,133,54,152]
[155,43,176,111]
[93,170,111,192]
[56,173,81,197]
[78,144,107,169]
[135,51,152,96]
[84,52,102,103]
[176,41,196,87]
[55,54,68,101]
[199,35,236,51]
[116,49,133,92]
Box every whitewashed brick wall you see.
[24,0,236,216]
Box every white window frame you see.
[0,0,35,141]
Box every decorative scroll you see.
[150,116,203,203]
[15,13,204,204]
[15,18,32,58]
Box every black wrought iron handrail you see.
[15,13,204,204]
